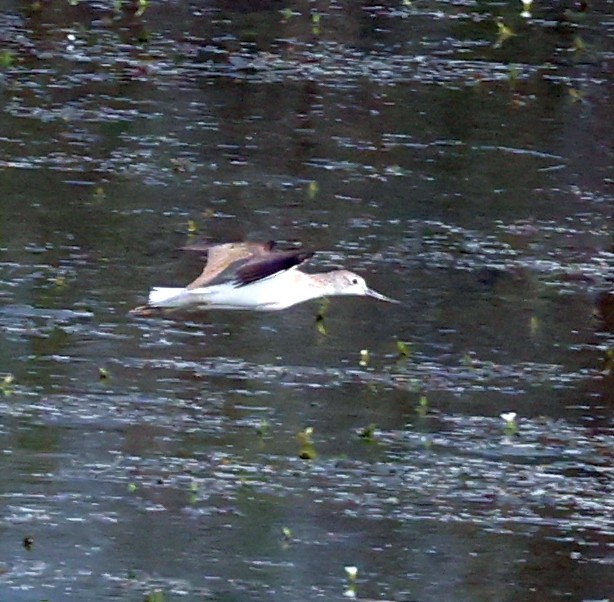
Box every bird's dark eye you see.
[351,278,358,285]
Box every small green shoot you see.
[494,17,514,47]
[573,35,586,54]
[396,340,411,358]
[279,8,294,21]
[501,412,518,437]
[282,526,292,540]
[603,348,614,373]
[358,423,377,442]
[529,315,539,337]
[344,566,358,598]
[297,427,317,460]
[507,64,519,90]
[1,374,14,396]
[98,367,109,380]
[311,11,321,35]
[186,219,198,235]
[315,298,329,335]
[416,395,428,417]
[307,180,319,199]
[520,0,532,18]
[0,50,14,68]
[359,349,369,367]
[461,353,476,370]
[127,482,137,493]
[256,419,270,437]
[144,590,165,602]
[568,87,585,103]
[135,0,148,17]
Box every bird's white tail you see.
[148,287,188,307]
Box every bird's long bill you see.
[366,288,400,304]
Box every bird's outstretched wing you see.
[182,241,312,289]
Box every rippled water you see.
[0,1,613,600]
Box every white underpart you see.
[147,269,328,311]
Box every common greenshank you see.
[130,241,397,314]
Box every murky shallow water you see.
[1,1,613,600]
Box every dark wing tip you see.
[235,250,314,286]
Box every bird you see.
[130,240,397,315]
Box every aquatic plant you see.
[144,590,164,602]
[396,340,411,358]
[359,349,369,367]
[315,298,329,335]
[1,374,14,396]
[358,423,377,442]
[311,11,321,36]
[186,219,198,235]
[416,394,428,417]
[307,180,319,199]
[501,412,518,436]
[343,566,358,598]
[256,419,270,437]
[297,427,317,460]
[494,17,515,48]
[0,50,14,69]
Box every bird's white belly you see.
[191,271,314,311]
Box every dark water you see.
[0,1,612,600]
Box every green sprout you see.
[256,419,270,437]
[297,427,317,460]
[0,50,14,68]
[315,298,329,335]
[344,566,358,598]
[307,180,319,199]
[359,349,369,367]
[311,11,321,35]
[186,219,198,235]
[358,423,377,442]
[280,8,294,21]
[501,412,518,436]
[144,590,165,602]
[396,340,411,358]
[494,17,515,47]
[135,0,148,17]
[1,374,14,396]
[416,394,428,417]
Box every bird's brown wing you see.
[185,241,276,289]
[234,251,314,287]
